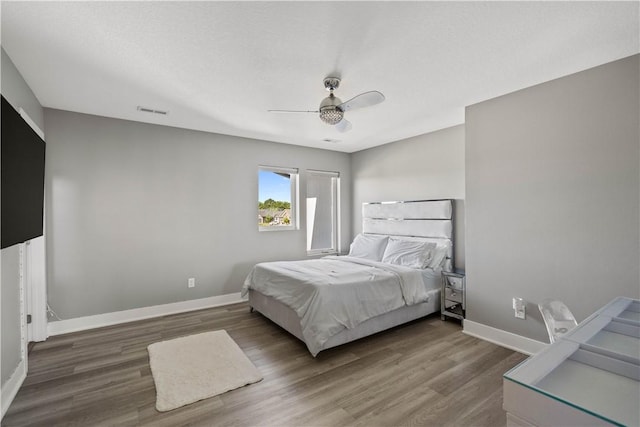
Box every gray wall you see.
[465,54,640,342]
[44,109,352,319]
[351,125,466,268]
[1,47,44,385]
[1,48,44,131]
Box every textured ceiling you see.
[2,2,638,153]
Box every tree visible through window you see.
[258,166,298,230]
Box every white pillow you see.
[381,238,437,269]
[348,234,389,261]
[425,244,450,269]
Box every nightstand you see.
[441,269,465,322]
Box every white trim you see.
[306,249,339,257]
[25,237,48,342]
[306,169,340,177]
[258,166,299,231]
[463,319,547,356]
[306,171,340,255]
[0,359,27,420]
[18,245,28,374]
[17,107,44,140]
[47,292,244,336]
[336,175,341,254]
[259,165,298,175]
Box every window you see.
[306,170,340,255]
[258,166,298,231]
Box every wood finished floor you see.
[3,303,527,427]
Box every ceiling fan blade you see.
[337,91,385,112]
[268,109,319,113]
[335,118,352,133]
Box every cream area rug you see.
[147,330,263,412]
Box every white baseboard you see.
[47,292,245,336]
[463,320,547,355]
[1,358,27,420]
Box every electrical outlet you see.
[188,277,195,288]
[512,297,526,319]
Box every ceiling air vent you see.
[137,106,168,115]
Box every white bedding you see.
[241,256,433,356]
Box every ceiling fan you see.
[268,77,385,133]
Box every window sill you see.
[259,226,297,232]
[307,250,338,257]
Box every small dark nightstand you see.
[441,269,465,322]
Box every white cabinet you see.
[503,297,640,427]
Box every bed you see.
[242,199,455,356]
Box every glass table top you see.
[504,297,640,427]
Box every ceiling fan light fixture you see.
[267,77,384,132]
[319,92,343,125]
[319,106,344,125]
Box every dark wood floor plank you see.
[348,385,445,427]
[7,367,142,413]
[339,355,455,419]
[137,396,225,427]
[408,351,526,427]
[426,343,514,396]
[2,302,526,426]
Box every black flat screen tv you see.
[1,95,46,249]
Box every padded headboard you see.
[362,199,454,270]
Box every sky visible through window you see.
[259,170,291,203]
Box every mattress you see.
[249,288,440,354]
[248,265,442,355]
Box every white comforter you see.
[241,256,429,356]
